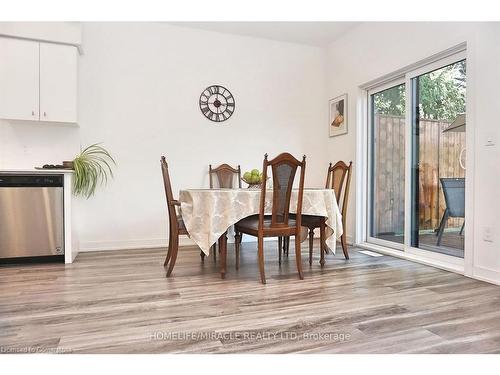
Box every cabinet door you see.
[0,37,39,121]
[40,43,77,123]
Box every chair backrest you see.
[160,156,178,232]
[209,164,242,188]
[326,161,352,224]
[440,178,465,218]
[259,152,306,229]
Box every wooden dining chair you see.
[282,161,352,264]
[234,153,306,284]
[325,161,352,259]
[207,164,242,262]
[160,156,189,277]
[209,164,242,189]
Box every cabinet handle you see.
[32,110,35,116]
[43,112,47,117]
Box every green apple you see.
[251,169,260,176]
[243,172,252,181]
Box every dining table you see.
[179,188,343,278]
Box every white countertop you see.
[0,168,74,174]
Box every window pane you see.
[370,83,406,244]
[411,60,466,258]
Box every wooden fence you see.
[373,114,465,236]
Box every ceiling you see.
[169,22,361,47]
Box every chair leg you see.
[166,235,179,277]
[341,233,349,259]
[200,250,205,263]
[295,234,304,280]
[235,232,241,270]
[278,237,282,266]
[319,221,326,266]
[164,234,174,266]
[285,236,290,257]
[258,235,266,284]
[308,228,314,266]
[212,243,217,262]
[436,209,449,246]
[459,221,465,236]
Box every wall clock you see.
[199,85,235,122]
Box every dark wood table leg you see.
[219,231,227,279]
[319,220,326,267]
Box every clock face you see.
[199,85,235,122]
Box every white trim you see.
[366,236,405,251]
[360,42,466,91]
[367,78,405,96]
[357,242,464,274]
[472,266,500,286]
[404,76,412,249]
[78,237,195,252]
[406,50,466,80]
[355,87,368,245]
[463,43,476,278]
[406,245,464,267]
[63,174,78,263]
[78,235,355,255]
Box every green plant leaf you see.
[72,143,116,198]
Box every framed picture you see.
[329,94,348,137]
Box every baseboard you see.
[79,234,353,253]
[78,237,195,252]
[472,266,500,286]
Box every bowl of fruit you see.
[242,169,268,189]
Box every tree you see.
[373,60,466,122]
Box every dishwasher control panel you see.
[0,175,63,187]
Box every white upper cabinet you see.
[0,37,78,123]
[0,38,39,121]
[40,43,78,123]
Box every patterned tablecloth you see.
[179,188,343,256]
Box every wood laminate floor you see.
[1,242,500,354]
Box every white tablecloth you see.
[179,188,343,256]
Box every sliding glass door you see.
[368,82,406,247]
[367,50,467,262]
[410,59,466,258]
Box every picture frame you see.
[329,94,348,137]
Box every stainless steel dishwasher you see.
[0,174,64,262]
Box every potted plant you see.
[70,143,116,198]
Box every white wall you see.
[74,23,328,250]
[325,22,500,283]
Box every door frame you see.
[357,43,473,274]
